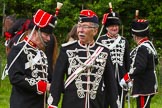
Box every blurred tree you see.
[0,0,162,55]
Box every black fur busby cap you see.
[78,9,99,24]
[105,12,121,27]
[131,19,149,37]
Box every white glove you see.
[119,78,127,88]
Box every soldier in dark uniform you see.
[97,11,130,108]
[120,19,158,108]
[47,9,118,108]
[3,18,58,83]
[7,9,57,108]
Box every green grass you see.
[0,36,10,108]
[124,86,162,108]
[1,66,162,107]
[0,78,11,108]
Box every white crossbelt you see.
[142,42,157,55]
[25,51,41,69]
[108,35,121,50]
[64,46,104,89]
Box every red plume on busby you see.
[96,2,116,41]
[104,12,121,27]
[78,9,99,24]
[131,19,149,37]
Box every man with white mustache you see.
[48,9,118,108]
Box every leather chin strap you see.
[38,29,47,47]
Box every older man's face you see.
[77,22,98,44]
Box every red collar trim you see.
[24,37,37,48]
[137,37,149,45]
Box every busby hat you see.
[38,16,57,34]
[28,9,57,34]
[131,19,149,37]
[78,9,99,24]
[105,12,121,27]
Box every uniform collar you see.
[137,37,149,45]
[79,40,94,46]
[24,36,37,48]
